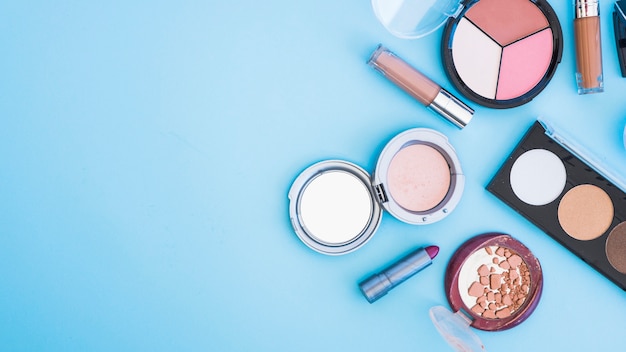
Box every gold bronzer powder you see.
[557,184,614,241]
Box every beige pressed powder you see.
[386,144,451,212]
[557,184,614,241]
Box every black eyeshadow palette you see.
[487,120,626,290]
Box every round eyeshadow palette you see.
[442,0,562,108]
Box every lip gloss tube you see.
[359,245,439,303]
[574,0,604,94]
[368,45,474,129]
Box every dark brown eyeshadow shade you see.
[606,222,626,274]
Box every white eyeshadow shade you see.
[386,144,451,212]
[452,17,502,99]
[510,149,566,206]
[299,171,373,244]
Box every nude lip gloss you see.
[368,45,474,129]
[574,0,604,94]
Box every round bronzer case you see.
[430,233,542,350]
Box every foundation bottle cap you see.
[371,0,464,39]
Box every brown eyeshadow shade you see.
[557,184,614,241]
[606,222,626,274]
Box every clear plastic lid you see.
[429,306,486,352]
[371,0,464,39]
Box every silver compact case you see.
[288,128,465,255]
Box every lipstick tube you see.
[359,245,439,303]
[574,0,604,94]
[368,45,474,129]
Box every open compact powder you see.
[289,128,464,255]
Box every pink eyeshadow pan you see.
[496,28,554,100]
[465,0,549,46]
[386,144,451,212]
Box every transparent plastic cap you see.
[371,0,464,39]
[429,306,485,352]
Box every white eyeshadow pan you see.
[451,17,502,99]
[299,170,373,244]
[510,149,566,206]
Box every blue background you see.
[2,1,626,351]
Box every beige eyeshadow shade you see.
[557,184,614,241]
[386,144,450,212]
[606,222,626,273]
